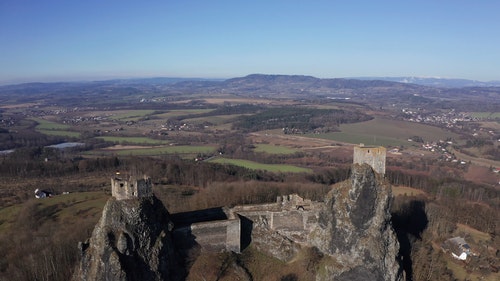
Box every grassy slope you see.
[209,157,312,173]
[0,191,108,234]
[253,144,299,154]
[111,110,156,120]
[31,118,70,130]
[154,109,214,119]
[31,117,81,137]
[96,136,168,145]
[307,117,460,147]
[109,145,216,156]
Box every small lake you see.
[47,142,85,149]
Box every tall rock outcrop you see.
[310,163,403,281]
[72,196,180,281]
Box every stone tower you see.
[111,175,153,200]
[353,144,386,175]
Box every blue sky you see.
[1,0,499,84]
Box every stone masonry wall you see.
[111,176,153,200]
[171,195,321,255]
[173,219,241,253]
[353,145,386,175]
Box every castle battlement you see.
[111,175,153,200]
[353,144,386,175]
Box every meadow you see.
[154,109,214,119]
[0,191,108,233]
[96,136,168,145]
[253,144,299,154]
[111,110,157,121]
[31,118,81,137]
[307,117,460,147]
[469,112,500,119]
[209,157,312,173]
[107,145,216,156]
[31,118,70,130]
[36,191,109,220]
[37,129,81,138]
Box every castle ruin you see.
[111,174,153,200]
[353,144,386,175]
[171,193,323,255]
[109,146,388,258]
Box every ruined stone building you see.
[111,174,153,200]
[109,145,390,258]
[353,144,386,175]
[75,145,401,281]
[171,193,323,258]
[170,145,392,261]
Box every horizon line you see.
[1,74,500,87]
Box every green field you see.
[37,129,81,138]
[307,117,460,146]
[31,118,81,137]
[112,110,156,121]
[308,132,408,147]
[111,145,216,156]
[254,144,299,154]
[32,118,70,130]
[469,112,500,119]
[155,109,215,119]
[209,158,312,173]
[96,136,168,145]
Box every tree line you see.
[233,107,372,133]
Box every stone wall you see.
[234,208,319,245]
[353,145,386,175]
[111,176,153,200]
[173,219,240,253]
[171,194,321,255]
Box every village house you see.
[442,236,471,261]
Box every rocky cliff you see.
[73,164,401,280]
[72,196,180,281]
[310,163,403,281]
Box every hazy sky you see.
[1,0,499,84]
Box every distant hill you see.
[352,76,500,88]
[98,77,223,85]
[1,74,498,111]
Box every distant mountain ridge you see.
[352,76,500,88]
[4,74,500,89]
[1,74,499,110]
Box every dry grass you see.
[455,223,491,243]
[209,157,312,173]
[186,246,321,281]
[391,185,427,197]
[445,258,499,281]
